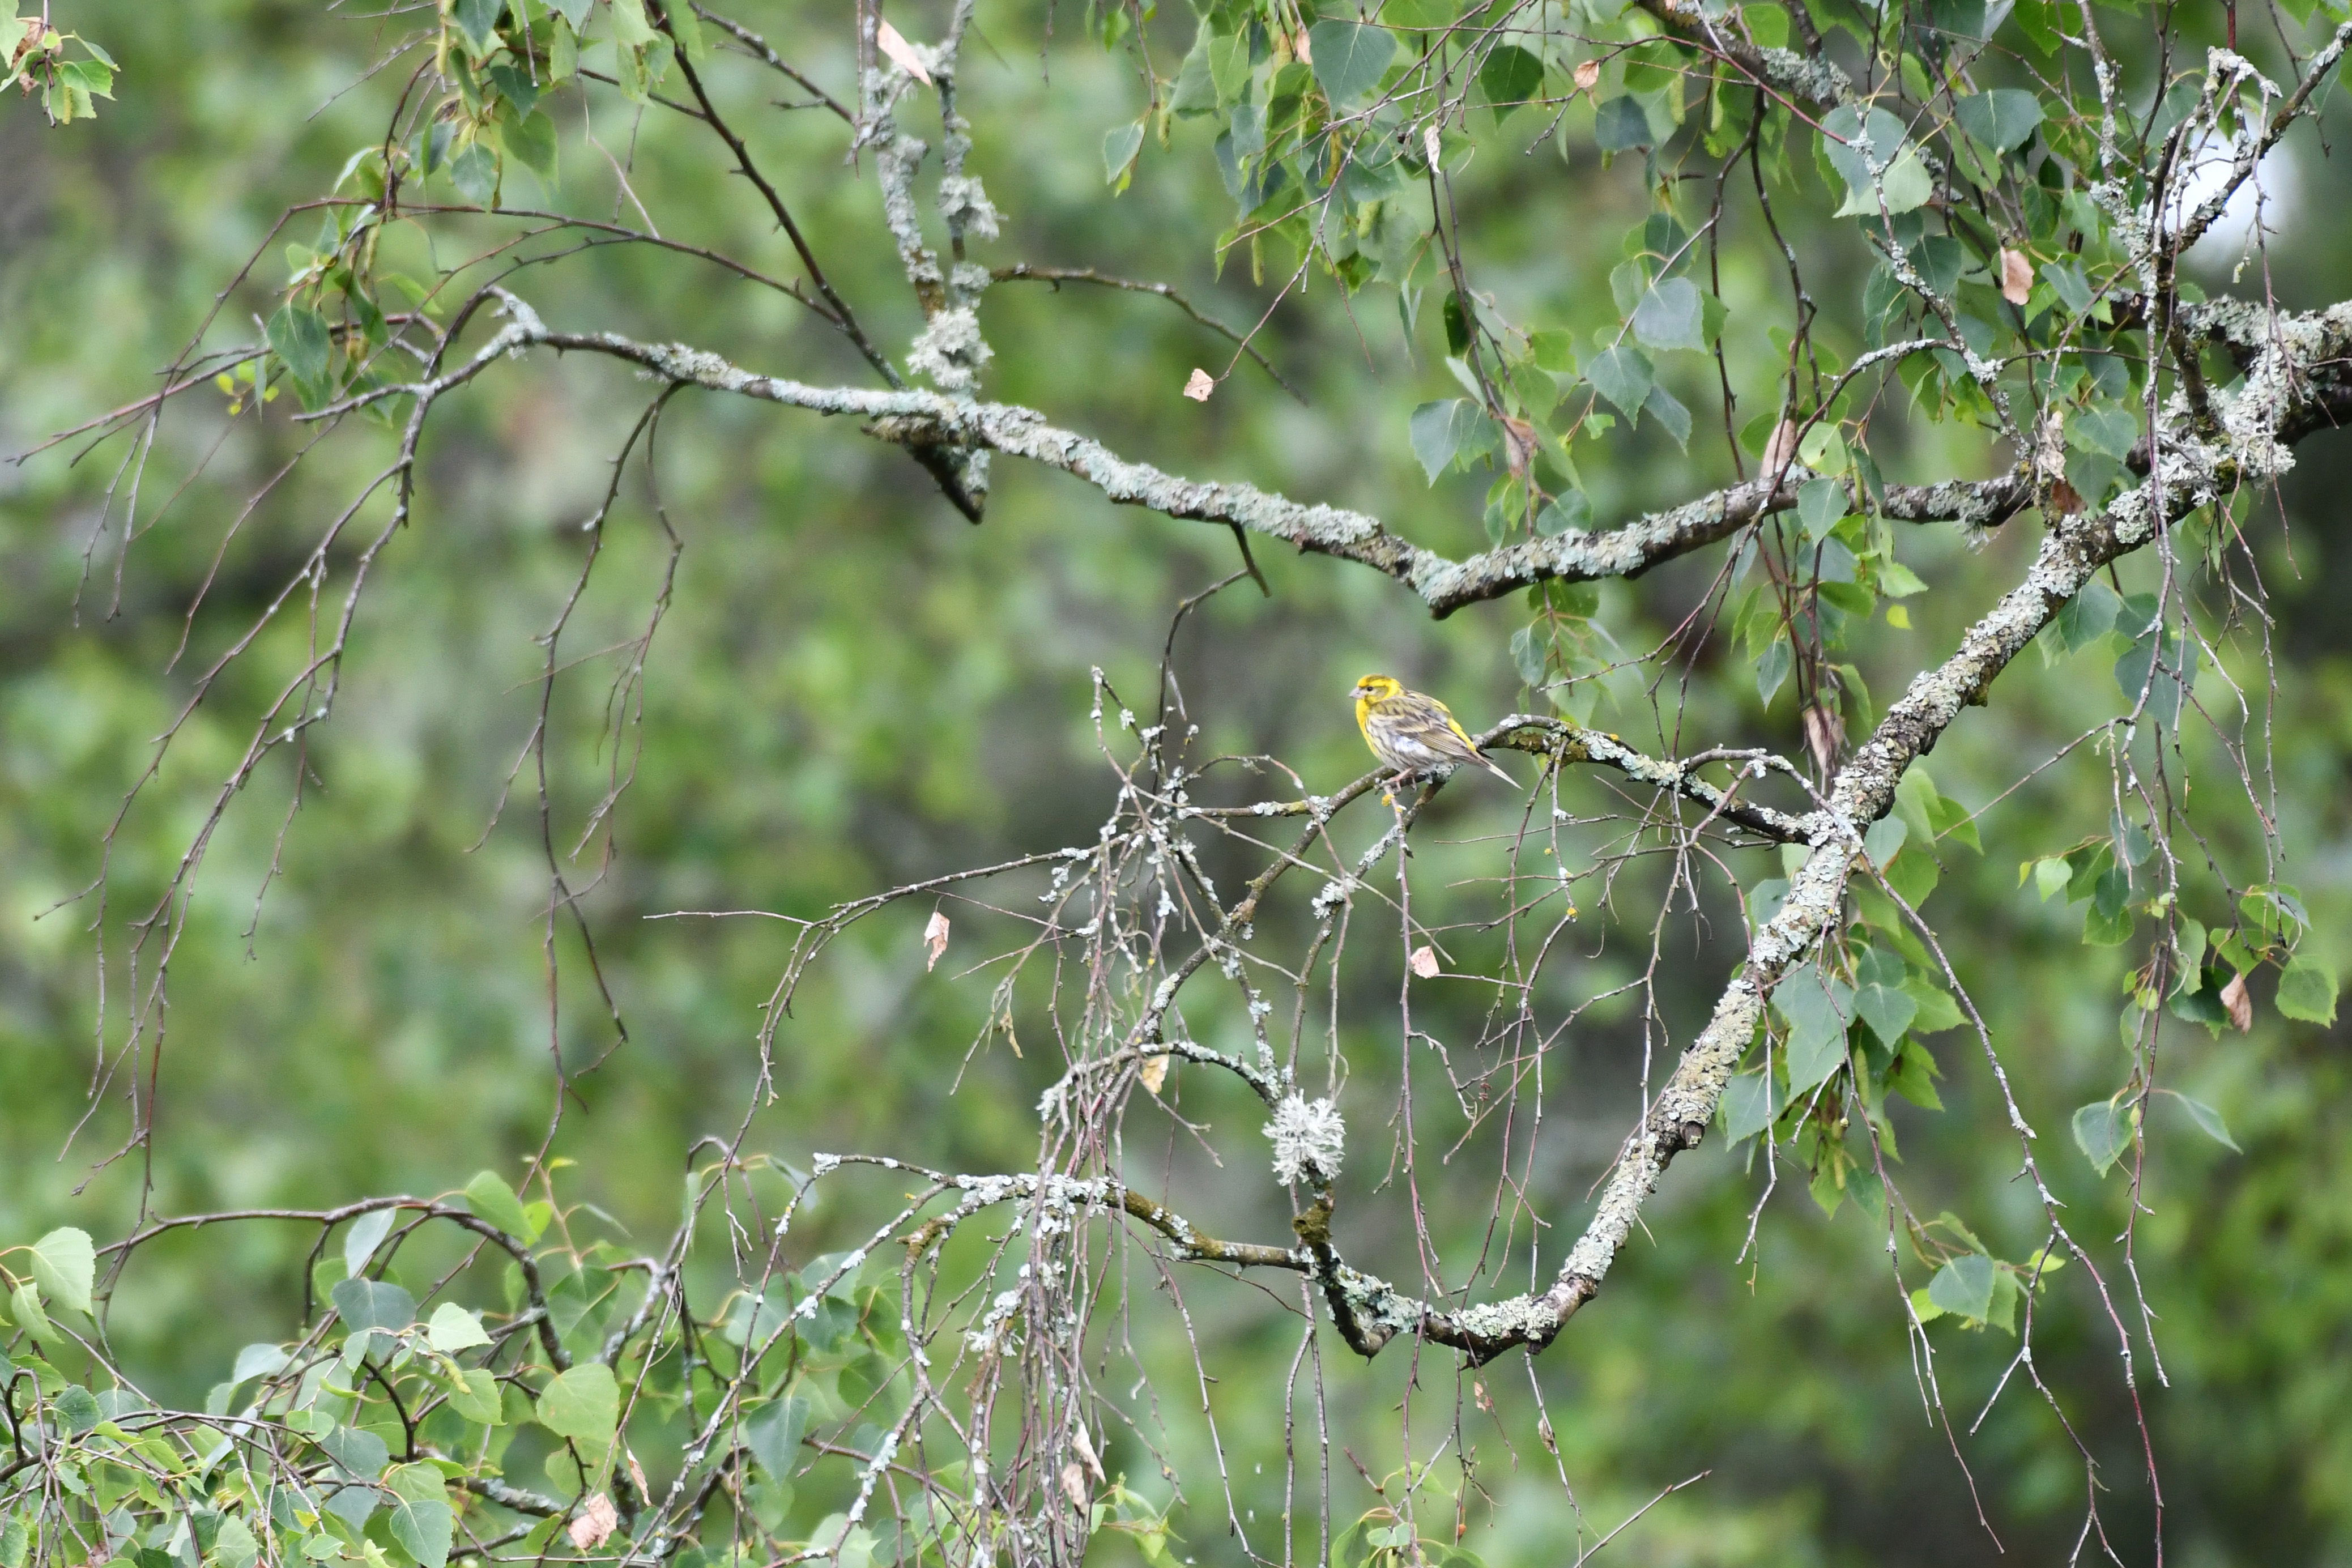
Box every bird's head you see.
[1352,674,1403,704]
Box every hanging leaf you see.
[266,305,331,388]
[343,1209,396,1279]
[2276,956,2338,1024]
[428,1302,493,1353]
[331,1276,416,1334]
[1103,120,1145,185]
[1307,22,1395,106]
[1630,277,1705,352]
[1584,345,1652,419]
[1821,106,1933,217]
[450,0,506,56]
[1408,399,1493,482]
[538,1362,620,1452]
[465,1170,536,1241]
[30,1228,95,1316]
[2168,1093,2241,1153]
[1775,965,1854,1092]
[1954,89,2044,154]
[385,1464,454,1568]
[567,1493,619,1551]
[2071,1100,2133,1175]
[1926,1253,1995,1322]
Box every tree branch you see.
[384,317,2026,616]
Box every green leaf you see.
[316,1422,390,1481]
[1103,120,1145,185]
[1477,44,1544,115]
[8,1282,52,1352]
[2042,261,2094,317]
[30,1229,94,1316]
[2070,406,2137,461]
[343,1209,396,1279]
[214,1518,260,1568]
[463,1170,535,1241]
[747,1392,810,1479]
[1927,1254,1995,1322]
[1822,106,1932,218]
[1584,344,1652,418]
[1593,96,1651,152]
[1776,965,1854,1092]
[1535,489,1591,536]
[1888,1038,1945,1109]
[266,306,332,387]
[385,1464,454,1568]
[449,139,500,205]
[427,1303,492,1353]
[1953,88,2043,154]
[445,1366,505,1426]
[1383,0,1458,25]
[1643,384,1691,449]
[1797,478,1847,542]
[2169,1093,2241,1153]
[1721,1070,1778,1142]
[499,108,559,187]
[53,1384,101,1436]
[608,0,658,47]
[1854,979,1917,1047]
[1408,398,1490,482]
[1754,636,1791,706]
[548,0,590,25]
[1631,276,1705,352]
[451,0,505,55]
[232,1342,291,1384]
[2072,1100,2133,1175]
[2276,956,2338,1024]
[537,1362,619,1452]
[1530,330,1577,372]
[1308,22,1395,106]
[331,1276,416,1334]
[57,57,112,99]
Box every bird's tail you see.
[1473,750,1516,785]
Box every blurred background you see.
[2,2,2349,1563]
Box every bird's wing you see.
[1434,704,1484,757]
[1438,702,1516,782]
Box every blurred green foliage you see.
[3,1,2352,1564]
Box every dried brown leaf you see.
[1138,1053,1170,1093]
[2047,478,2085,516]
[1060,1461,1090,1508]
[1409,945,1441,979]
[1499,415,1537,479]
[1424,124,1442,168]
[923,909,951,972]
[1183,367,1215,402]
[1573,59,1600,92]
[1801,703,1844,777]
[568,1493,619,1550]
[1072,1424,1106,1481]
[2221,970,2252,1032]
[1999,248,2033,306]
[1761,418,1800,476]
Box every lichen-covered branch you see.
[404,320,2023,616]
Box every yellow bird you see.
[1350,674,1515,785]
